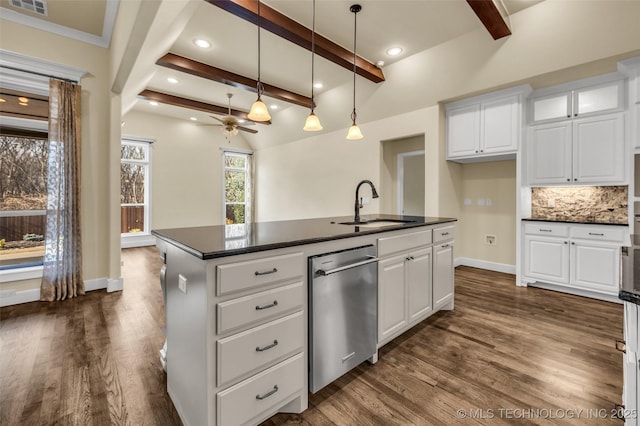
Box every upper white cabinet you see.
[527,112,626,185]
[446,85,530,163]
[530,80,625,124]
[619,57,640,150]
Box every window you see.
[121,139,152,245]
[0,132,48,269]
[223,151,252,245]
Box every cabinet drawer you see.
[524,223,569,237]
[378,230,432,257]
[217,311,304,387]
[217,282,304,334]
[433,225,455,243]
[217,353,304,426]
[217,252,303,296]
[570,226,627,243]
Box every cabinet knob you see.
[564,241,568,244]
[567,115,571,118]
[566,178,570,181]
[574,178,577,181]
[475,150,478,153]
[571,242,575,245]
[574,113,578,117]
[480,149,484,153]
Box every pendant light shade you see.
[346,4,363,140]
[304,0,323,131]
[248,0,271,122]
[303,112,323,131]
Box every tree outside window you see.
[0,134,48,268]
[121,140,150,235]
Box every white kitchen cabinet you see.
[526,112,626,185]
[622,302,639,426]
[573,113,626,183]
[433,241,454,309]
[446,85,530,163]
[523,222,628,299]
[378,254,409,342]
[530,79,624,124]
[446,103,480,158]
[378,246,433,346]
[527,122,572,185]
[524,235,570,284]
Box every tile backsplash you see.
[531,186,628,224]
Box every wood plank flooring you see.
[0,249,623,425]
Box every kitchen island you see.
[152,215,456,426]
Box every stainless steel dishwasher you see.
[309,245,378,393]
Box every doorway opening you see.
[381,135,425,216]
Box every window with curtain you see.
[0,131,48,270]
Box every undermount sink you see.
[337,219,416,227]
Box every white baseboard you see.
[0,288,40,307]
[454,257,516,275]
[528,281,622,304]
[0,276,116,307]
[121,235,156,249]
[107,277,124,292]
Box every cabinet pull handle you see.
[256,385,279,400]
[588,232,604,236]
[405,256,415,261]
[255,268,278,276]
[539,229,552,232]
[441,232,449,236]
[615,339,626,354]
[255,300,278,310]
[256,339,279,352]
[441,244,450,248]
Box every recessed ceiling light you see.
[376,60,385,68]
[238,119,246,123]
[193,38,211,49]
[149,101,159,106]
[0,97,6,103]
[270,104,278,110]
[313,82,323,89]
[167,77,179,84]
[386,47,403,56]
[18,97,29,103]
[189,117,197,121]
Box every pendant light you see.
[346,4,363,140]
[248,0,271,122]
[303,0,323,131]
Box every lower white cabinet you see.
[434,241,455,309]
[622,302,639,426]
[523,222,627,298]
[378,246,433,345]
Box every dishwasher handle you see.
[316,256,377,276]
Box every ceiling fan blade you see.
[238,126,258,134]
[197,123,223,127]
[209,115,225,123]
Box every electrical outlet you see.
[178,274,187,294]
[485,235,496,246]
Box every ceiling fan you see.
[205,93,257,138]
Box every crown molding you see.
[0,49,87,89]
[0,0,119,48]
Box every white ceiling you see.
[0,0,546,148]
[132,0,543,149]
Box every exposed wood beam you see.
[205,0,385,83]
[157,53,312,109]
[466,0,511,40]
[137,89,271,124]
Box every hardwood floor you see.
[0,251,623,425]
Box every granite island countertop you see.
[152,214,457,260]
[522,217,628,226]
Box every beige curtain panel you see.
[41,79,84,302]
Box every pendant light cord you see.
[351,6,358,125]
[310,0,316,111]
[257,0,263,97]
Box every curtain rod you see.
[1,65,78,84]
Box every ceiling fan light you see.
[222,126,239,137]
[346,124,363,140]
[248,97,271,122]
[303,112,323,131]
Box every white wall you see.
[256,105,461,222]
[122,110,252,229]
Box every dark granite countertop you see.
[522,217,628,226]
[152,215,456,260]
